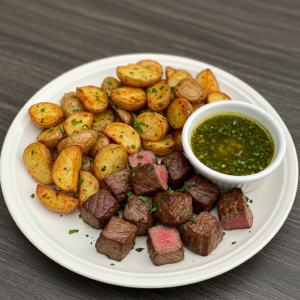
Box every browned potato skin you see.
[114,108,134,125]
[206,91,231,103]
[92,109,114,131]
[28,102,64,129]
[147,83,171,112]
[191,102,205,110]
[166,67,176,79]
[174,78,207,103]
[51,150,59,163]
[79,171,100,209]
[101,77,123,99]
[167,70,193,90]
[142,137,175,156]
[172,129,183,151]
[60,92,85,118]
[195,69,220,92]
[37,122,65,149]
[137,60,163,76]
[81,155,95,174]
[63,111,94,136]
[87,133,110,158]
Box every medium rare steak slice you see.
[95,216,138,261]
[218,188,253,230]
[181,211,223,256]
[81,189,120,229]
[128,151,157,169]
[154,191,193,225]
[147,226,184,266]
[161,151,193,189]
[101,169,133,203]
[122,194,153,235]
[183,174,220,214]
[129,163,168,195]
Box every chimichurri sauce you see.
[191,114,274,176]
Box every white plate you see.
[1,54,298,288]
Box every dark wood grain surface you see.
[1,0,299,299]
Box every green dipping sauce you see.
[191,113,275,176]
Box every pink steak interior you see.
[155,165,168,189]
[151,227,179,253]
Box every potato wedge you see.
[57,129,97,154]
[52,145,82,193]
[172,129,183,151]
[101,77,123,99]
[137,60,163,76]
[166,98,195,129]
[117,64,162,87]
[92,109,114,131]
[104,123,141,154]
[166,66,176,79]
[60,92,85,118]
[174,78,207,103]
[88,133,110,158]
[206,91,231,103]
[153,111,169,137]
[94,144,128,181]
[36,184,79,213]
[37,122,65,148]
[79,171,100,209]
[195,69,220,92]
[191,102,205,110]
[111,87,146,111]
[63,111,94,136]
[81,155,95,174]
[114,108,134,125]
[51,149,59,163]
[142,137,175,156]
[76,86,108,113]
[167,70,193,91]
[147,83,171,112]
[23,142,53,184]
[28,102,63,129]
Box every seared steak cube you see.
[181,211,223,256]
[81,189,120,229]
[161,151,193,189]
[183,174,220,214]
[218,188,253,230]
[101,169,133,203]
[147,225,184,266]
[129,163,168,195]
[128,151,157,169]
[95,216,138,261]
[154,191,193,225]
[122,194,153,235]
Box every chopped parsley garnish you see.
[72,119,82,126]
[73,194,78,199]
[138,196,148,202]
[78,214,81,219]
[110,263,115,266]
[246,196,249,202]
[112,103,120,110]
[177,188,184,192]
[170,86,174,92]
[60,126,67,137]
[152,88,158,93]
[135,248,144,252]
[160,86,165,90]
[41,108,45,112]
[31,150,34,156]
[232,241,236,245]
[202,196,205,200]
[187,211,192,215]
[222,232,226,236]
[167,187,174,194]
[166,161,171,167]
[82,124,89,130]
[138,217,145,222]
[191,182,197,187]
[127,191,131,196]
[35,163,39,167]
[149,202,158,214]
[249,200,253,203]
[137,155,143,159]
[73,109,80,112]
[82,159,87,165]
[162,195,167,202]
[189,218,197,225]
[116,90,120,95]
[48,127,54,133]
[79,179,84,187]
[58,178,61,182]
[179,213,182,217]
[131,145,136,149]
[98,134,103,138]
[101,166,106,171]
[71,95,77,98]
[106,80,112,84]
[136,127,143,133]
[146,167,151,171]
[132,172,136,177]
[40,118,44,123]
[177,82,181,86]
[69,229,79,234]
[30,194,35,198]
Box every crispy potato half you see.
[174,78,207,103]
[28,102,63,129]
[142,137,175,156]
[207,91,231,103]
[191,102,205,110]
[94,144,128,181]
[23,142,53,184]
[63,111,94,136]
[137,60,163,76]
[172,129,183,151]
[114,108,134,125]
[37,122,65,149]
[117,64,162,87]
[166,98,195,129]
[52,145,82,193]
[36,184,79,213]
[92,109,114,131]
[195,69,220,92]
[88,133,110,158]
[152,111,169,137]
[101,77,123,99]
[79,171,100,209]
[147,83,171,112]
[81,155,95,174]
[51,150,59,163]
[166,66,176,79]
[167,70,193,91]
[60,92,85,118]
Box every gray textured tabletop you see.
[0,0,299,299]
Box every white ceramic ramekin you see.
[182,101,286,192]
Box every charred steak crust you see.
[95,216,138,261]
[128,151,157,169]
[218,188,253,230]
[147,225,184,266]
[154,191,193,225]
[183,174,220,214]
[122,194,154,235]
[101,169,133,203]
[81,189,120,229]
[181,211,223,256]
[161,151,193,189]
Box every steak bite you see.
[122,194,153,235]
[154,191,193,225]
[128,151,157,169]
[161,151,193,189]
[147,226,184,266]
[218,188,253,230]
[95,216,138,261]
[81,189,120,229]
[183,174,220,214]
[181,211,223,256]
[101,169,133,203]
[129,163,168,195]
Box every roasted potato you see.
[152,111,169,137]
[63,111,94,136]
[57,129,98,154]
[60,92,85,118]
[191,102,205,110]
[167,70,193,91]
[142,137,175,156]
[172,129,183,151]
[37,122,65,148]
[195,69,220,92]
[101,77,123,99]
[51,149,59,163]
[87,133,110,158]
[23,142,53,184]
[92,109,114,131]
[79,171,100,209]
[28,102,63,129]
[117,64,162,87]
[81,155,95,174]
[206,91,231,103]
[36,184,79,213]
[166,66,176,79]
[174,78,207,103]
[159,79,167,84]
[52,145,82,193]
[166,98,195,129]
[94,144,128,181]
[147,83,171,112]
[137,60,163,76]
[114,108,134,125]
